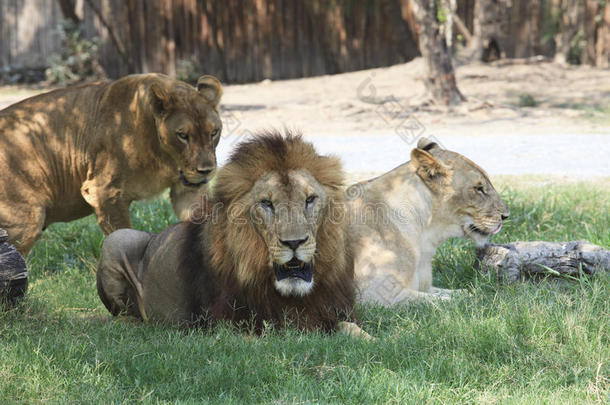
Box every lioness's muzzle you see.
[179,171,209,187]
[273,258,313,282]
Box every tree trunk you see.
[0,229,28,306]
[57,0,82,25]
[440,0,457,49]
[596,4,610,68]
[412,0,465,105]
[476,241,610,283]
[84,0,136,73]
[553,0,585,64]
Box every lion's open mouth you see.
[179,171,209,187]
[273,258,313,282]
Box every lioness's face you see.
[152,75,223,188]
[248,169,328,297]
[412,141,510,247]
[446,155,510,247]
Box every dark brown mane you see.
[205,129,355,332]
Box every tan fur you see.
[0,73,223,255]
[97,131,369,338]
[348,138,510,305]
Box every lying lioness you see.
[0,73,222,255]
[348,137,509,305]
[97,131,370,339]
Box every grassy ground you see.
[1,181,609,403]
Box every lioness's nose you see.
[501,212,510,221]
[197,167,214,176]
[280,237,309,251]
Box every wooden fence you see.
[1,0,608,84]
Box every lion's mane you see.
[202,130,355,331]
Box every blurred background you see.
[1,0,609,84]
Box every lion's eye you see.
[476,185,486,195]
[305,195,317,207]
[211,128,220,138]
[177,131,189,142]
[260,199,274,211]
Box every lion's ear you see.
[416,137,439,152]
[197,75,223,107]
[150,83,172,116]
[411,148,451,184]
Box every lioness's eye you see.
[211,128,220,137]
[306,195,317,207]
[476,185,485,194]
[260,199,274,211]
[177,131,188,142]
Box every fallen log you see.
[0,228,28,305]
[476,241,610,282]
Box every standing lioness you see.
[348,138,509,305]
[0,73,222,255]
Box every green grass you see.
[1,182,609,403]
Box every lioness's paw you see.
[338,321,375,341]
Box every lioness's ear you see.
[150,84,172,116]
[197,75,223,107]
[411,148,451,184]
[417,137,439,152]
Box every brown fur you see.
[97,131,359,334]
[0,73,222,255]
[348,137,510,305]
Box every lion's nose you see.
[280,237,309,251]
[501,212,509,221]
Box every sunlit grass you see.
[1,180,608,403]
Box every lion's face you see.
[248,169,329,297]
[151,75,223,187]
[412,139,509,247]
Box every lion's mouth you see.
[179,171,209,187]
[273,258,313,282]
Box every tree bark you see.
[476,241,610,283]
[57,0,82,25]
[596,4,610,68]
[0,229,28,305]
[412,0,465,105]
[553,0,585,64]
[84,0,136,73]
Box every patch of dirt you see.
[2,58,609,140]
[217,58,610,139]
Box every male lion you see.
[97,131,370,338]
[348,138,509,305]
[0,73,222,255]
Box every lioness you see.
[348,138,509,305]
[97,131,370,338]
[0,73,222,255]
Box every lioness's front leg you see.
[81,173,131,235]
[84,188,131,235]
[169,182,211,222]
